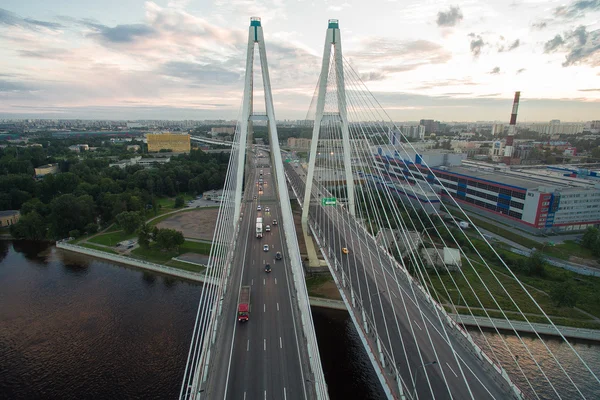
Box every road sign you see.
[321,197,337,206]
[285,158,291,163]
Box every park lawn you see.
[155,193,196,209]
[80,243,118,254]
[131,240,212,264]
[88,230,137,246]
[180,240,212,255]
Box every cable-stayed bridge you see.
[179,17,599,400]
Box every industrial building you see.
[146,133,190,153]
[372,147,600,233]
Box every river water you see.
[0,241,598,399]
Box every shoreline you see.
[51,241,600,340]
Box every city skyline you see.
[0,0,599,121]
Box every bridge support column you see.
[302,19,355,268]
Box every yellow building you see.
[146,133,191,153]
[34,163,59,178]
[0,210,20,227]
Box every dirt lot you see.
[156,209,218,240]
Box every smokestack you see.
[503,91,520,165]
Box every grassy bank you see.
[88,231,136,246]
[425,250,600,329]
[80,243,118,254]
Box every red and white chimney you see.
[503,91,520,165]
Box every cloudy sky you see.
[0,0,599,122]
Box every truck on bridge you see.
[256,217,263,238]
[238,286,250,322]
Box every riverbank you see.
[57,241,348,311]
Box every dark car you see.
[265,264,271,273]
[275,252,282,260]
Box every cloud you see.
[508,39,520,51]
[517,68,526,74]
[532,21,548,30]
[490,67,501,74]
[470,35,485,57]
[414,78,478,90]
[0,8,63,31]
[0,79,32,92]
[328,3,351,12]
[498,39,520,52]
[554,0,600,19]
[544,34,565,52]
[160,61,241,84]
[578,88,600,91]
[436,6,464,27]
[348,38,451,80]
[544,26,600,67]
[83,22,157,43]
[359,71,386,82]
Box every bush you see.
[85,223,98,234]
[174,195,185,208]
[550,281,578,307]
[69,229,81,238]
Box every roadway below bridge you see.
[202,151,313,400]
[285,163,514,400]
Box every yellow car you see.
[342,247,349,254]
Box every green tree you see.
[137,223,152,249]
[85,223,98,234]
[155,228,185,251]
[10,211,47,240]
[582,227,599,249]
[526,251,546,277]
[175,195,185,208]
[116,211,144,234]
[550,281,578,307]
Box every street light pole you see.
[413,360,437,399]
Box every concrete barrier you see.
[451,314,600,342]
[56,241,217,284]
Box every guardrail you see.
[56,241,215,284]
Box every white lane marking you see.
[284,387,287,400]
[413,320,422,331]
[251,279,254,286]
[275,278,277,285]
[252,260,254,265]
[263,278,266,285]
[244,392,246,400]
[277,302,279,311]
[247,340,249,351]
[392,291,398,298]
[446,362,458,377]
[264,391,267,400]
[264,339,266,351]
[264,304,266,312]
[279,337,282,348]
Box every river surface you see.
[0,241,598,399]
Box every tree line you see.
[1,139,228,240]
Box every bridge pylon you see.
[302,19,355,268]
